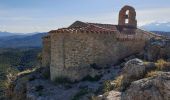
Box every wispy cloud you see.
[137,7,170,26]
[0,5,170,33]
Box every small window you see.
[126,10,129,15]
[125,19,129,24]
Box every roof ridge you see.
[86,24,116,31]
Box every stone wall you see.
[49,30,147,81]
[42,35,51,67]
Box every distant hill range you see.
[151,31,170,38]
[0,24,170,48]
[0,32,47,48]
[140,22,170,38]
[140,22,170,32]
[0,31,18,37]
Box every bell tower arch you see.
[118,5,137,28]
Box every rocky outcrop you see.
[104,57,170,100]
[122,72,170,100]
[115,58,155,91]
[105,91,121,100]
[121,58,145,79]
[7,64,121,100]
[6,67,50,100]
[144,38,170,61]
[95,90,122,100]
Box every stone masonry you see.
[42,5,162,81]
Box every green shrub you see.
[35,85,44,92]
[102,80,114,93]
[89,95,98,100]
[81,75,102,82]
[72,88,89,100]
[54,77,72,85]
[42,71,50,79]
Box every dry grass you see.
[112,75,125,91]
[113,75,123,89]
[155,59,170,71]
[143,61,150,65]
[102,80,114,93]
[90,95,99,100]
[145,71,159,78]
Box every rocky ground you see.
[6,63,120,100]
[6,38,170,100]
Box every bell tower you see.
[118,5,137,28]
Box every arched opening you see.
[125,10,129,24]
[126,10,129,15]
[118,6,137,28]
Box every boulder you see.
[105,91,121,100]
[144,38,170,61]
[11,76,29,100]
[97,91,121,100]
[121,59,155,86]
[122,72,170,100]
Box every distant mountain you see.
[151,31,170,38]
[0,31,18,37]
[0,32,48,48]
[140,22,170,32]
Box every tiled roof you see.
[69,21,118,31]
[50,21,119,33]
[49,21,138,34]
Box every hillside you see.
[151,31,170,38]
[0,48,41,99]
[0,33,47,48]
[0,31,18,37]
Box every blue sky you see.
[0,0,170,33]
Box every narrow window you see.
[125,10,129,24]
[126,10,129,15]
[125,19,129,24]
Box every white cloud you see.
[137,7,170,26]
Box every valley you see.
[0,48,41,99]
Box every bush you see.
[90,63,102,70]
[112,75,131,91]
[72,88,89,100]
[35,85,44,92]
[89,95,98,100]
[102,80,114,93]
[42,71,50,79]
[81,75,102,82]
[54,77,72,85]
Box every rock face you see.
[144,38,170,61]
[105,91,121,100]
[122,72,170,100]
[95,91,122,100]
[7,67,50,100]
[120,58,155,89]
[7,64,120,100]
[122,58,145,79]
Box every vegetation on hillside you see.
[0,48,41,99]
